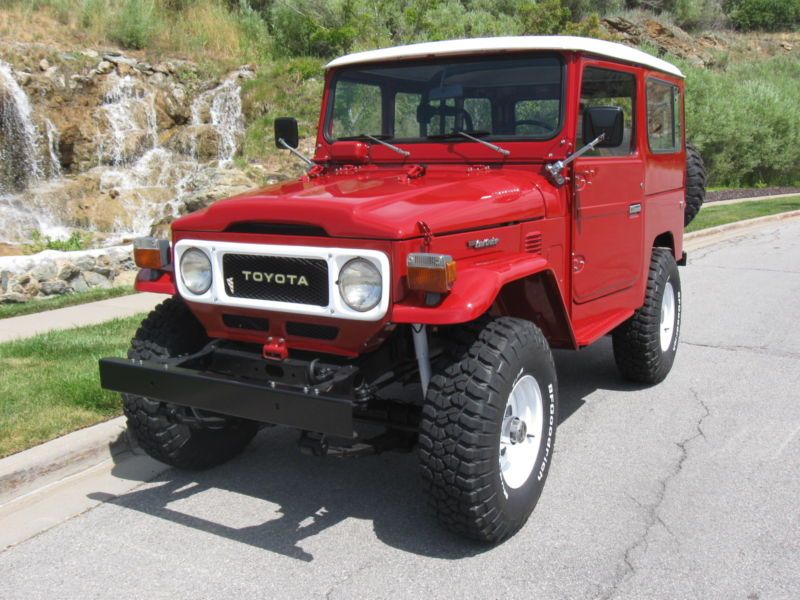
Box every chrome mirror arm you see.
[545,133,605,186]
[278,138,314,167]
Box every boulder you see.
[83,270,111,288]
[166,125,222,160]
[96,60,114,75]
[40,279,68,295]
[0,292,29,304]
[68,274,89,293]
[30,259,58,282]
[58,263,80,280]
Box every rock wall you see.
[0,246,134,303]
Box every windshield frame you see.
[322,52,566,148]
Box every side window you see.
[578,67,636,157]
[331,80,382,138]
[647,79,682,153]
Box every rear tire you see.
[684,142,706,226]
[122,297,258,469]
[419,317,558,543]
[613,249,682,384]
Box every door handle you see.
[629,203,642,216]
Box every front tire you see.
[613,248,682,384]
[418,317,558,543]
[122,297,259,469]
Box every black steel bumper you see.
[99,355,355,438]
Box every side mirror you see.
[274,117,299,149]
[583,106,624,148]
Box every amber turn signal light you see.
[133,237,171,270]
[407,253,457,293]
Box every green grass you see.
[686,196,800,232]
[0,314,144,458]
[0,285,135,320]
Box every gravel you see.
[706,186,800,203]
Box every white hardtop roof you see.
[325,35,684,78]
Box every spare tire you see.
[685,142,706,226]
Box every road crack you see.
[682,340,800,360]
[324,560,376,600]
[598,388,711,600]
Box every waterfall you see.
[98,147,198,243]
[0,61,43,193]
[44,118,62,179]
[101,75,158,166]
[0,61,250,251]
[191,77,245,167]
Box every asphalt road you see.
[2,222,799,600]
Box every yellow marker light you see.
[133,237,170,270]
[407,253,457,293]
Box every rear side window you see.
[646,79,682,153]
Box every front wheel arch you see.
[492,270,576,349]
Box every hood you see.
[173,165,550,239]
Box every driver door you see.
[571,65,644,304]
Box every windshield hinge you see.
[405,164,426,180]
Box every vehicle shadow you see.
[90,337,642,561]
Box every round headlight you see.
[338,258,382,312]
[180,248,212,295]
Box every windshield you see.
[327,54,563,143]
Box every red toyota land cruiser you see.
[100,36,705,543]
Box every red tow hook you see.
[262,337,289,361]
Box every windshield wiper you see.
[425,131,510,156]
[362,134,410,158]
[426,130,490,139]
[455,131,510,157]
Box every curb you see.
[2,208,799,510]
[0,417,135,507]
[684,208,800,246]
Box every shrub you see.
[683,56,800,186]
[24,231,93,254]
[270,0,359,57]
[108,0,163,49]
[724,0,800,31]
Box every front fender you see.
[391,254,550,325]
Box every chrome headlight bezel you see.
[337,257,382,312]
[179,247,212,295]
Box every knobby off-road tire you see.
[613,248,682,384]
[684,142,706,226]
[419,317,558,543]
[122,297,258,469]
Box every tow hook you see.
[262,337,289,361]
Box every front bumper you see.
[99,347,358,437]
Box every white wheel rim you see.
[499,374,544,490]
[660,280,676,352]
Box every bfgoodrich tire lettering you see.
[419,317,558,543]
[612,248,682,384]
[122,297,258,469]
